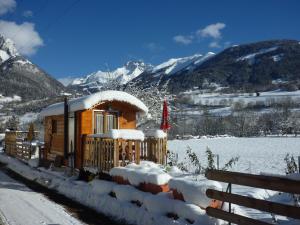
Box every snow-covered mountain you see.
[151,52,215,76]
[64,61,153,93]
[0,35,67,100]
[64,53,215,93]
[130,52,216,89]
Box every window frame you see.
[93,110,119,134]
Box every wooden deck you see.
[82,135,167,173]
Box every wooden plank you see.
[128,141,133,162]
[206,170,300,194]
[113,139,118,167]
[206,207,271,225]
[135,140,140,164]
[206,189,300,219]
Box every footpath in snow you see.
[0,169,84,225]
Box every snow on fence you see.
[82,135,167,173]
[205,170,300,225]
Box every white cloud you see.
[0,0,16,16]
[173,35,193,45]
[209,41,221,48]
[0,20,43,55]
[197,22,226,39]
[23,10,33,18]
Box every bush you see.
[168,146,239,176]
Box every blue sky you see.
[0,0,300,79]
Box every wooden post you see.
[135,140,140,164]
[298,156,300,173]
[228,183,232,225]
[63,97,69,160]
[113,139,119,167]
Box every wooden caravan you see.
[40,90,167,171]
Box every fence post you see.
[228,183,232,225]
[216,154,219,170]
[298,156,300,173]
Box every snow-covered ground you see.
[0,170,84,225]
[168,137,300,175]
[0,155,222,225]
[169,137,300,224]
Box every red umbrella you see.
[160,99,171,131]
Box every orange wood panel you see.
[94,101,138,129]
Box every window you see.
[94,111,118,134]
[95,114,104,134]
[52,120,57,134]
[106,114,114,131]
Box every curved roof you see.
[40,90,148,117]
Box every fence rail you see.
[206,170,300,194]
[205,170,300,224]
[82,135,167,173]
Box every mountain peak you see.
[0,35,19,59]
[66,60,153,90]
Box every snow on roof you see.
[88,129,145,141]
[40,90,148,117]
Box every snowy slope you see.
[236,46,278,65]
[152,52,215,76]
[0,170,84,225]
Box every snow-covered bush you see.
[284,153,300,206]
[168,146,239,175]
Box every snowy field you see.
[168,137,300,175]
[169,137,300,224]
[187,90,300,106]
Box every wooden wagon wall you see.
[44,115,65,160]
[44,101,140,169]
[75,101,139,168]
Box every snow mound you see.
[110,161,171,186]
[89,129,145,141]
[169,178,222,208]
[144,129,167,138]
[40,90,148,117]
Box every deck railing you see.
[82,135,167,173]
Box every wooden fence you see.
[4,131,40,161]
[5,131,29,156]
[205,170,300,225]
[82,135,167,173]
